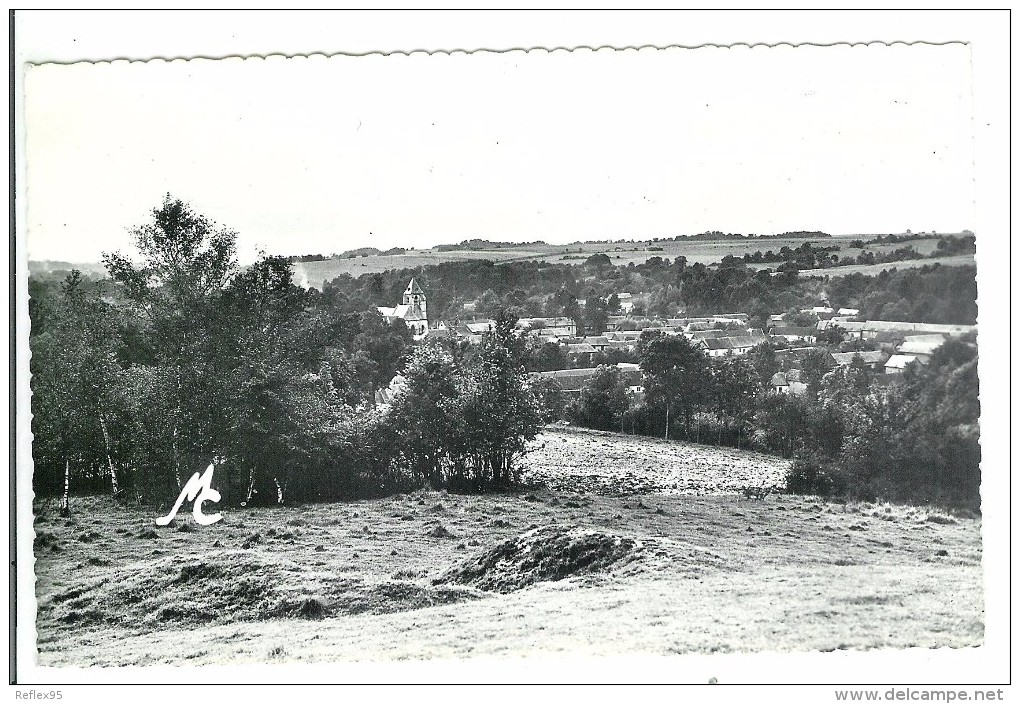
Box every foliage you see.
[638,332,707,440]
[569,365,629,431]
[454,313,542,490]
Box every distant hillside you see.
[28,260,107,277]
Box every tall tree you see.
[638,332,707,440]
[388,341,463,488]
[582,290,610,336]
[103,195,239,492]
[459,312,541,487]
[571,365,629,431]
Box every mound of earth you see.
[38,550,483,631]
[41,553,282,629]
[434,525,646,593]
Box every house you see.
[567,343,597,363]
[830,350,889,370]
[699,333,767,357]
[896,335,946,363]
[616,292,635,313]
[455,319,496,344]
[768,326,818,344]
[884,354,921,374]
[688,329,731,342]
[770,372,790,394]
[582,336,611,351]
[837,308,860,317]
[377,278,429,339]
[769,371,809,396]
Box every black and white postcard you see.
[11,10,1011,696]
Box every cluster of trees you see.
[933,235,977,256]
[786,341,980,509]
[729,242,842,269]
[433,239,545,251]
[681,231,830,240]
[388,316,541,492]
[561,333,980,510]
[824,265,977,325]
[30,197,539,509]
[565,334,801,449]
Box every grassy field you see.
[33,427,982,666]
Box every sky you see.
[24,42,976,264]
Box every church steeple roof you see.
[405,278,424,295]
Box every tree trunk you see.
[59,460,70,517]
[99,414,119,497]
[245,464,257,505]
[664,404,670,441]
[172,366,184,489]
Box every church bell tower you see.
[403,278,427,320]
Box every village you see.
[375,277,978,405]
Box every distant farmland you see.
[292,235,972,289]
[28,234,974,289]
[794,254,976,278]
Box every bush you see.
[785,456,847,497]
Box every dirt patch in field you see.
[522,427,789,496]
[435,525,656,593]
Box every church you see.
[377,278,429,339]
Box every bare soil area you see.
[32,429,982,666]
